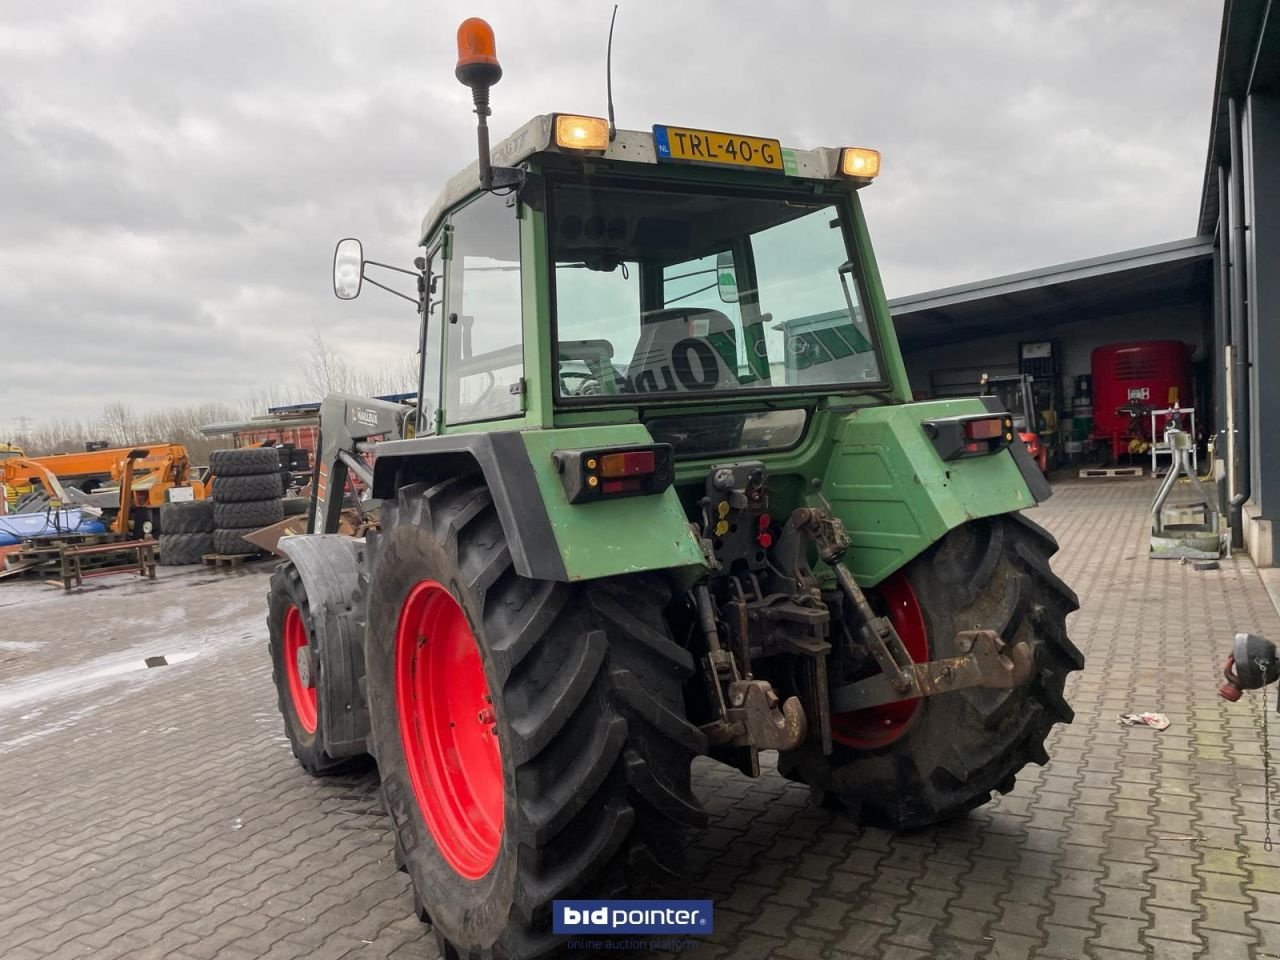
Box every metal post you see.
[1227,99,1251,547]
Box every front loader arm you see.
[313,393,413,534]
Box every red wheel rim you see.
[395,580,503,880]
[830,571,929,749]
[283,605,318,734]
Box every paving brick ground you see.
[2,479,1280,959]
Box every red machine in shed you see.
[1090,340,1192,462]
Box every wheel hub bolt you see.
[296,650,314,689]
[477,707,495,724]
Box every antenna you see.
[606,5,619,142]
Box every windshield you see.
[550,180,884,401]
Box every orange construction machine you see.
[0,444,208,535]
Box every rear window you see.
[645,409,807,458]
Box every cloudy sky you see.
[1,1,1222,429]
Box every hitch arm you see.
[829,629,1033,713]
[791,505,1034,715]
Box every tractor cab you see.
[337,113,896,446]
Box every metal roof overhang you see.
[889,237,1214,354]
[1197,0,1280,236]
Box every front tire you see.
[267,562,353,775]
[365,479,706,959]
[781,512,1083,829]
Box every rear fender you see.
[824,398,1047,586]
[277,534,370,757]
[371,428,708,583]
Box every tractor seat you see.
[627,307,739,394]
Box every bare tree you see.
[20,347,418,462]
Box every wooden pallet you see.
[1077,466,1145,480]
[201,552,261,568]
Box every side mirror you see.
[716,251,739,304]
[333,238,364,300]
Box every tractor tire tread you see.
[212,473,284,502]
[366,479,705,959]
[266,562,359,775]
[213,498,284,530]
[209,447,282,476]
[213,526,261,556]
[779,513,1083,830]
[157,532,213,565]
[158,500,214,534]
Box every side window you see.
[554,263,639,397]
[444,192,523,424]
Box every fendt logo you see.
[553,900,714,935]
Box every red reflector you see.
[599,450,656,478]
[602,477,644,495]
[963,418,1003,441]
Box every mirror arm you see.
[361,273,421,305]
[364,259,422,278]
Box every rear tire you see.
[267,562,355,775]
[780,512,1083,829]
[366,479,706,959]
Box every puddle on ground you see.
[0,650,199,713]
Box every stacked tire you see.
[210,448,284,556]
[157,500,215,565]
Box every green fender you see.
[521,425,709,582]
[821,398,1041,586]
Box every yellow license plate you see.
[653,125,783,171]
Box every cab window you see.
[443,192,523,424]
[550,179,884,401]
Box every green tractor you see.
[267,17,1082,958]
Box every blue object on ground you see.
[0,510,107,546]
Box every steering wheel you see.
[559,370,602,396]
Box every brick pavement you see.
[2,479,1279,959]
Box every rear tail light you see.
[553,444,674,503]
[923,414,1015,461]
[963,418,1005,442]
[599,450,655,478]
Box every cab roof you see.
[419,114,850,245]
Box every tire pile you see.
[210,448,284,557]
[157,500,215,565]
